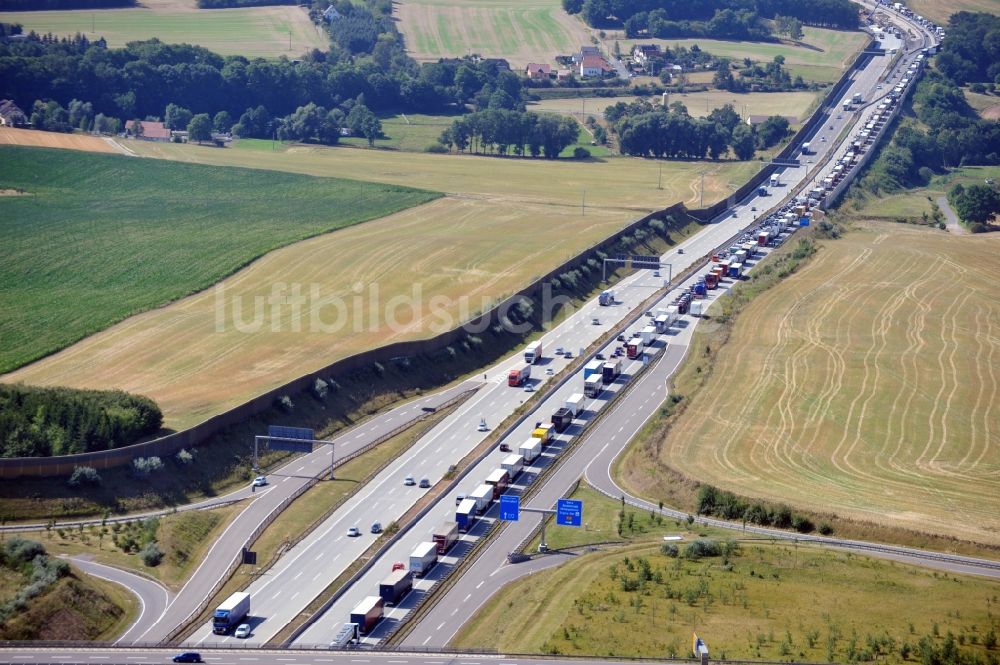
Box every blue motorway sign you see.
[499,494,520,521]
[556,499,583,527]
[268,425,315,453]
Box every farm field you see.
[1,138,753,429]
[849,165,1000,221]
[455,534,1000,661]
[907,0,1000,24]
[0,0,327,59]
[0,145,436,376]
[396,0,592,68]
[0,126,122,154]
[531,90,820,124]
[633,221,1000,546]
[616,27,869,84]
[964,89,1000,119]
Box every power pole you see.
[700,172,705,206]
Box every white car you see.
[252,476,267,487]
[234,624,251,639]
[404,475,416,486]
[524,383,535,392]
[347,526,361,537]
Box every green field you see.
[619,220,1000,546]
[850,165,1000,221]
[396,0,592,68]
[617,27,869,84]
[456,538,1000,662]
[0,145,437,375]
[964,88,1000,118]
[0,0,327,59]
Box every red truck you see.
[350,596,384,635]
[507,364,531,386]
[432,521,458,555]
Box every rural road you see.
[937,195,967,234]
[61,555,172,645]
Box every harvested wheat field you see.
[396,0,592,68]
[0,127,122,154]
[653,221,1000,545]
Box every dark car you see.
[617,334,626,342]
[595,353,605,360]
[173,654,202,663]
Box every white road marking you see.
[422,636,433,645]
[463,593,472,602]
[476,581,484,589]
[293,571,303,581]
[436,621,446,630]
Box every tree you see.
[212,110,232,133]
[950,183,1000,225]
[730,123,756,160]
[164,103,193,131]
[187,113,212,143]
[757,115,790,148]
[130,117,144,138]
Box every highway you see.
[188,12,923,649]
[130,380,479,644]
[399,8,979,649]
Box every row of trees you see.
[563,0,858,32]
[621,8,770,41]
[438,110,580,158]
[0,384,163,458]
[0,0,132,8]
[273,99,382,146]
[0,23,524,129]
[715,54,806,92]
[854,71,1000,199]
[934,11,1000,85]
[604,99,788,159]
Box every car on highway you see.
[564,351,572,359]
[455,494,465,505]
[751,206,756,212]
[836,114,842,119]
[392,561,405,572]
[653,270,660,277]
[234,624,251,639]
[371,522,383,534]
[524,382,535,392]
[595,353,605,360]
[172,654,202,664]
[617,334,626,342]
[419,478,431,488]
[252,476,267,487]
[732,210,738,217]
[821,136,827,141]
[499,442,511,452]
[404,475,416,486]
[545,367,554,375]
[347,526,361,537]
[678,248,684,254]
[555,346,564,355]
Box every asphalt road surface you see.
[131,380,479,644]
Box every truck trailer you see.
[584,375,602,398]
[507,364,531,387]
[551,407,574,433]
[518,437,542,463]
[524,341,542,364]
[409,542,438,577]
[532,423,554,445]
[601,359,621,383]
[484,469,510,499]
[639,326,656,345]
[213,592,250,634]
[626,337,644,359]
[501,453,524,478]
[379,568,413,606]
[469,484,494,513]
[350,596,384,635]
[456,498,478,532]
[583,359,603,379]
[565,393,585,416]
[432,521,459,555]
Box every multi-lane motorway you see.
[14,2,977,659]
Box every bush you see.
[684,538,723,560]
[277,395,294,412]
[140,542,164,567]
[2,538,46,565]
[67,466,101,488]
[131,456,164,479]
[818,522,834,535]
[660,543,679,557]
[425,142,449,153]
[573,146,591,159]
[312,377,329,399]
[174,448,194,465]
[792,514,815,533]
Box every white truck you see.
[565,393,585,416]
[524,341,542,364]
[409,542,437,577]
[501,453,524,478]
[769,174,780,187]
[654,314,670,334]
[584,374,602,398]
[518,437,542,463]
[639,325,656,345]
[469,484,494,513]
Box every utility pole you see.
[581,189,586,216]
[700,172,705,207]
[658,160,662,189]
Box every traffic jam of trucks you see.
[339,171,835,640]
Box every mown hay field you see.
[396,0,592,68]
[0,144,437,376]
[0,126,121,154]
[531,90,820,124]
[907,0,1000,24]
[616,27,869,84]
[0,0,326,59]
[455,536,1000,662]
[650,221,1000,545]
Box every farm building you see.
[572,45,600,64]
[124,120,171,141]
[0,100,27,127]
[631,44,661,67]
[579,55,612,78]
[525,63,552,79]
